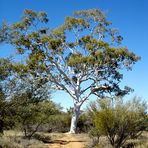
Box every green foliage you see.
[88,97,148,148]
[0,8,140,133]
[46,108,91,133]
[64,16,89,30]
[0,9,139,78]
[0,91,5,134]
[9,91,61,138]
[0,58,12,80]
[48,114,70,133]
[0,58,12,134]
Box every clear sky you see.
[0,0,148,110]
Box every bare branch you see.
[80,82,95,95]
[52,61,75,87]
[80,90,92,105]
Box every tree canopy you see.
[0,9,140,133]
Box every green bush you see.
[47,112,71,133]
[88,97,147,148]
[46,108,92,133]
[77,111,92,133]
[8,91,62,138]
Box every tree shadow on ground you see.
[45,140,86,145]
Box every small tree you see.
[4,72,60,138]
[0,58,12,134]
[9,91,61,139]
[0,9,139,133]
[88,97,147,148]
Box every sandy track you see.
[48,133,88,148]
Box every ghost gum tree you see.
[0,9,139,133]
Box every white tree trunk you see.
[69,103,81,134]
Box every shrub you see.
[0,135,22,148]
[47,112,71,133]
[0,131,47,148]
[77,111,92,133]
[88,97,147,148]
[45,107,92,133]
[9,91,62,139]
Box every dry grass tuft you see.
[0,130,48,148]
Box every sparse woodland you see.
[0,9,147,148]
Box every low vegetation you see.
[0,130,148,148]
[88,97,148,148]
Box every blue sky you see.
[0,0,148,109]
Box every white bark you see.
[69,103,81,134]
